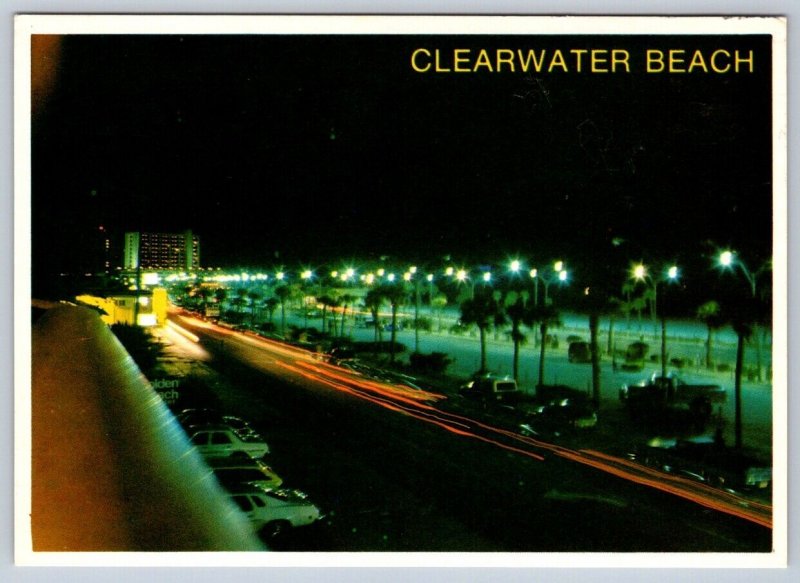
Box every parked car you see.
[327,346,357,364]
[177,408,261,439]
[622,341,649,371]
[568,341,592,363]
[630,436,772,493]
[227,484,323,537]
[619,373,725,419]
[459,373,520,403]
[519,397,598,437]
[208,458,284,491]
[189,424,270,459]
[177,409,259,437]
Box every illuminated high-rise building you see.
[123,230,200,271]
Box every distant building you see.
[123,230,200,271]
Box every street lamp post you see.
[539,261,568,307]
[300,269,313,328]
[405,268,421,353]
[529,269,539,308]
[632,263,678,379]
[455,268,474,299]
[426,273,434,315]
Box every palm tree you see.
[382,284,408,363]
[274,285,291,336]
[696,300,725,369]
[731,314,754,451]
[363,287,385,343]
[339,293,356,338]
[503,290,531,382]
[431,293,448,332]
[262,297,279,325]
[583,289,612,407]
[247,290,262,323]
[318,294,339,336]
[459,288,505,374]
[234,288,249,314]
[620,281,635,330]
[530,304,560,388]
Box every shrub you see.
[409,351,452,375]
[413,317,433,331]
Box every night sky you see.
[31,33,773,300]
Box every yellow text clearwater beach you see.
[410,48,755,74]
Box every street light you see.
[529,268,539,307]
[405,269,422,353]
[631,262,679,378]
[540,261,568,307]
[718,250,761,298]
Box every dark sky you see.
[32,33,773,291]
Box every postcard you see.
[15,14,787,568]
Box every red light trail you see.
[173,312,772,530]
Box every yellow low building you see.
[76,288,168,327]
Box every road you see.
[163,312,772,552]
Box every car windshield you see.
[217,469,266,482]
[267,489,308,502]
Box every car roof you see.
[188,423,239,433]
[206,458,266,469]
[225,483,266,495]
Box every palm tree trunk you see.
[389,305,398,363]
[538,322,548,387]
[512,323,520,382]
[479,326,487,373]
[754,324,763,381]
[734,332,745,450]
[607,315,615,355]
[590,313,600,407]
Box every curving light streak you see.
[286,357,772,528]
[290,354,772,528]
[275,360,546,462]
[173,313,772,530]
[294,360,445,405]
[166,320,200,342]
